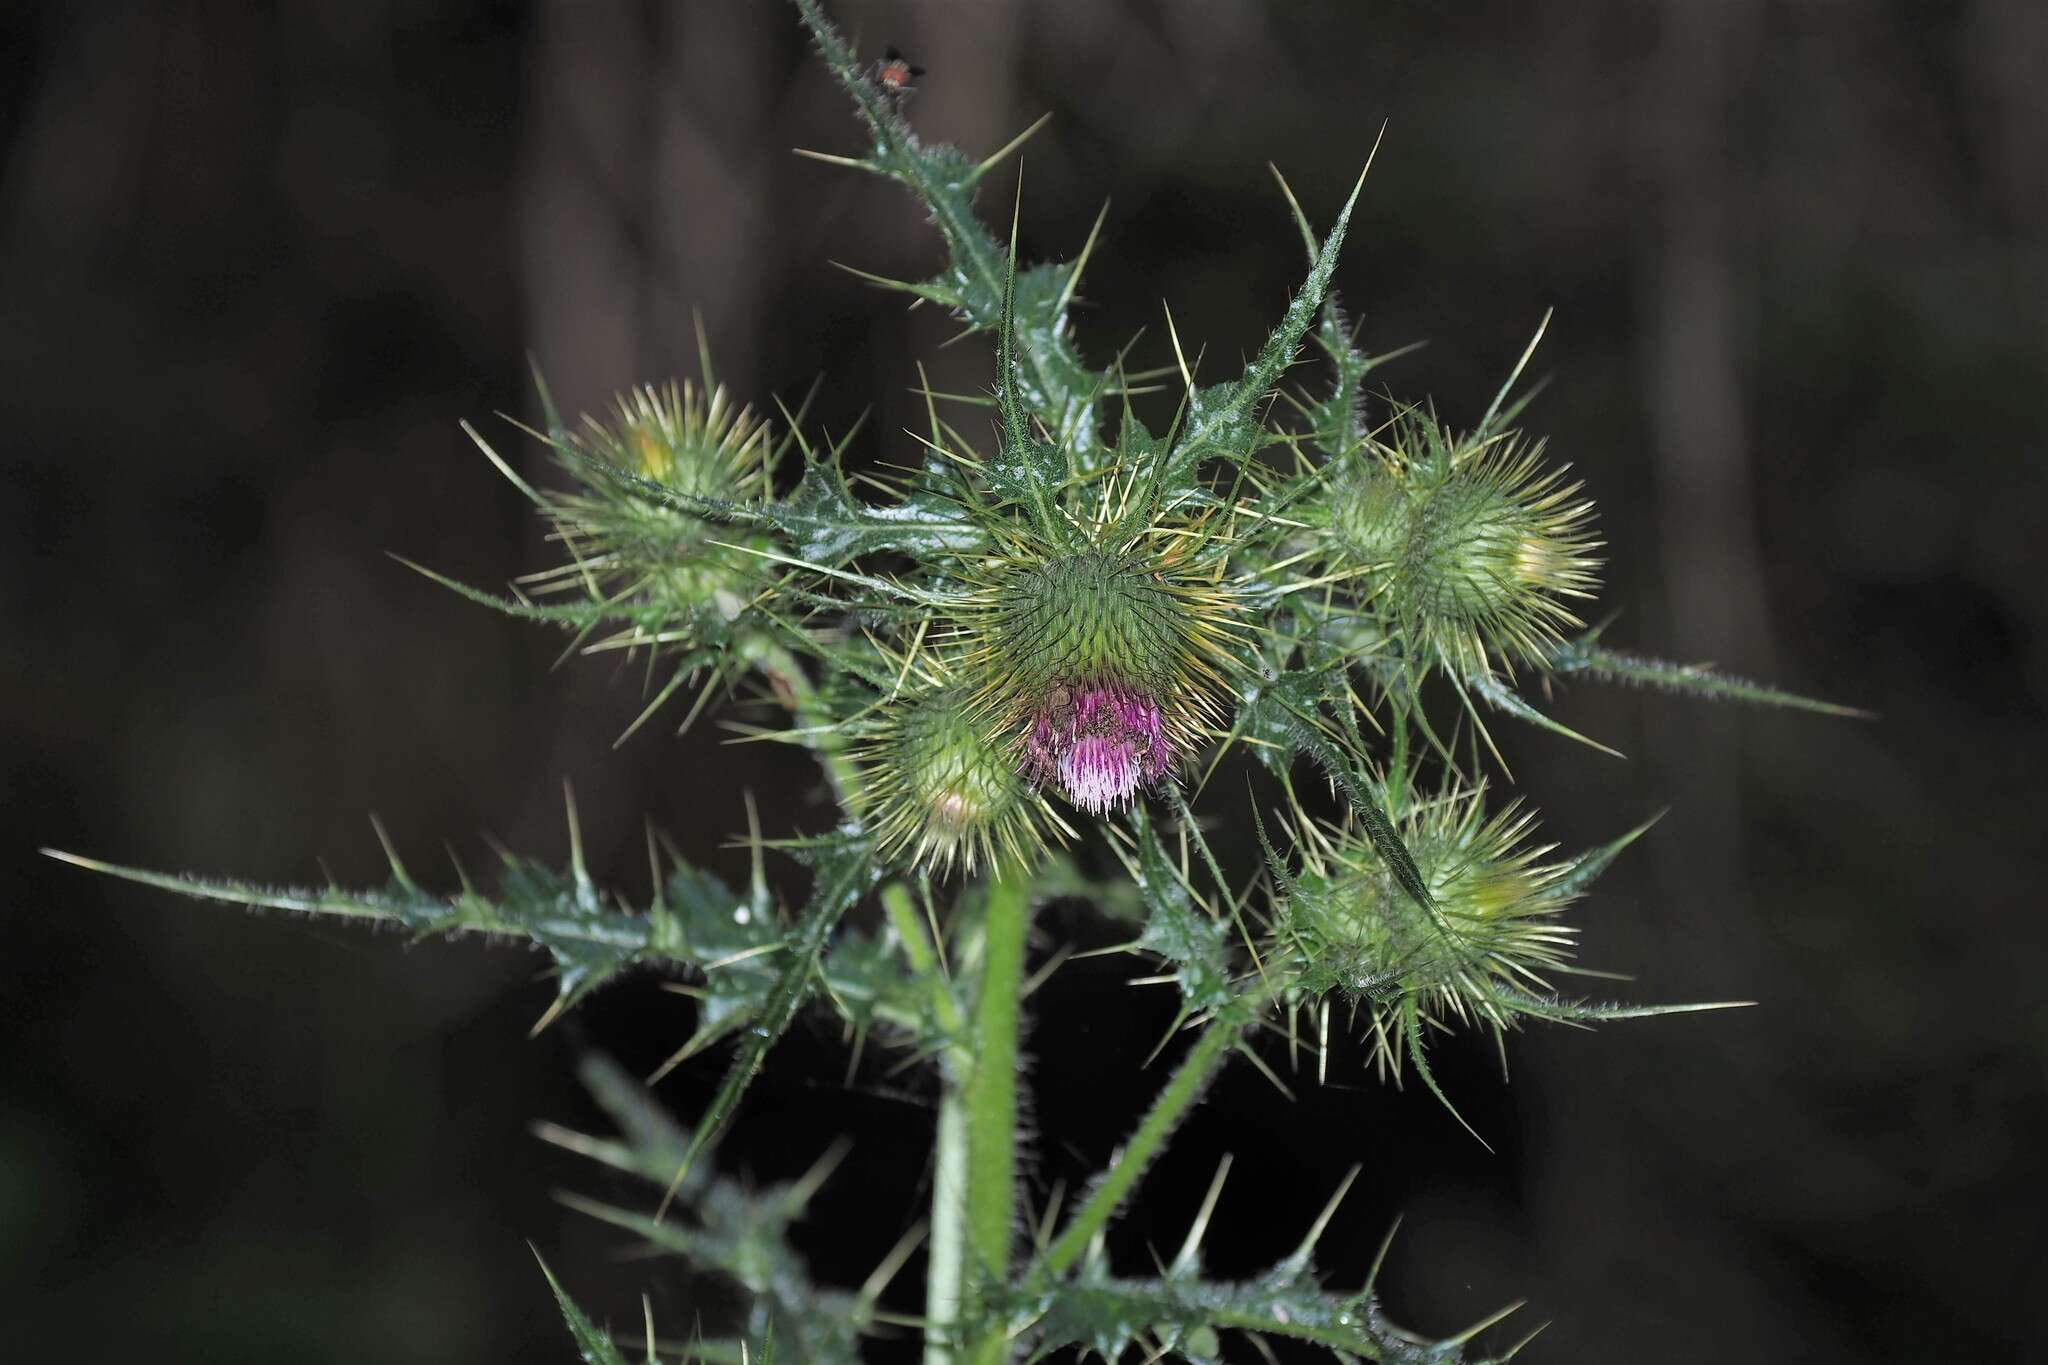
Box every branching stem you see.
[1035,1004,1251,1279]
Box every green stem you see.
[961,870,1030,1364]
[1387,692,1411,821]
[882,884,966,1045]
[749,635,1005,1363]
[925,1084,970,1365]
[745,635,861,802]
[883,881,974,1364]
[1036,1009,1248,1279]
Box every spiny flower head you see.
[957,533,1242,815]
[526,379,779,629]
[1270,782,1579,1074]
[602,379,773,498]
[1309,411,1600,675]
[851,674,1069,876]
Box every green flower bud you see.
[1313,419,1600,675]
[854,684,1066,875]
[1393,444,1598,668]
[531,380,776,627]
[1325,461,1411,572]
[603,380,769,501]
[1274,785,1577,1062]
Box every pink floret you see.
[1023,681,1172,814]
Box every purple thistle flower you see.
[1022,681,1172,814]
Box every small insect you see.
[872,45,925,102]
[1042,683,1077,734]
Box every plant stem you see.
[750,643,1010,1362]
[961,870,1030,1364]
[1035,1009,1247,1278]
[925,1083,969,1365]
[882,883,966,1038]
[882,881,974,1364]
[1387,692,1411,820]
[745,634,860,802]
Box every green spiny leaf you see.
[1232,657,1351,776]
[1237,671,1437,918]
[790,0,1107,455]
[1302,303,1377,462]
[43,845,677,1022]
[1462,666,1623,757]
[1486,985,1754,1026]
[1268,162,1422,469]
[768,461,986,567]
[1168,159,1371,482]
[982,206,1073,537]
[1018,1264,1520,1363]
[535,1251,633,1365]
[555,1053,701,1188]
[45,829,911,1054]
[659,827,880,1209]
[1553,811,1663,899]
[1127,808,1233,1012]
[545,1056,871,1364]
[1544,637,1869,717]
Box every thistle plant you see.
[46,2,1864,1359]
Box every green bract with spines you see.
[961,539,1241,760]
[46,1,1866,1358]
[1324,456,1411,573]
[983,552,1218,688]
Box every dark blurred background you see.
[6,1,2044,1361]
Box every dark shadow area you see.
[6,2,2043,1361]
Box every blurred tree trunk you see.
[1639,0,1771,914]
[519,0,651,428]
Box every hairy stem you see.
[882,881,974,1363]
[962,870,1030,1363]
[745,633,860,803]
[926,1084,970,1365]
[1387,692,1412,820]
[1036,1009,1248,1279]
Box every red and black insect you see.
[872,46,925,102]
